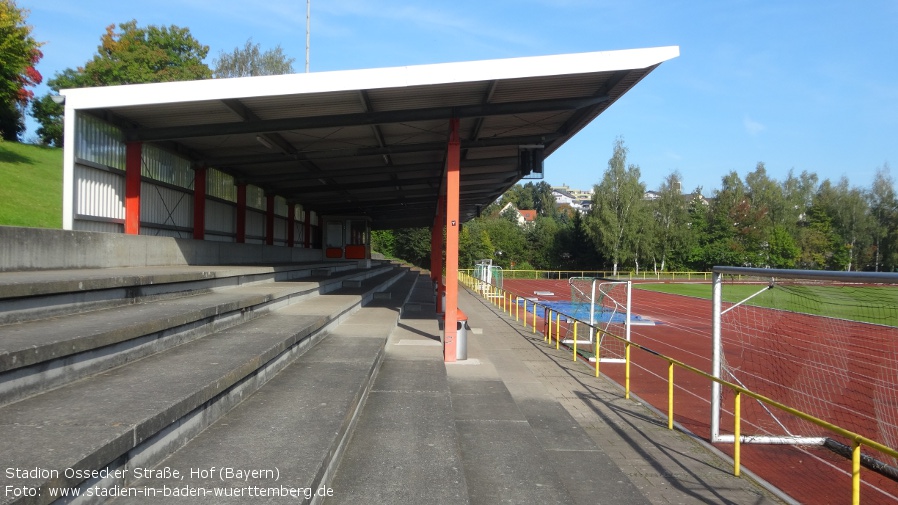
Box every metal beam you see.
[201,135,557,167]
[130,96,610,142]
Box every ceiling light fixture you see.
[256,135,273,149]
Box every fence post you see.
[734,390,741,476]
[668,362,674,430]
[852,440,861,505]
[555,313,561,350]
[625,341,631,399]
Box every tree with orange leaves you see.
[0,0,42,140]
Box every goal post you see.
[568,277,631,363]
[473,259,503,299]
[710,266,898,458]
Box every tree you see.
[0,0,42,140]
[585,138,647,275]
[33,20,211,143]
[81,20,211,86]
[213,39,295,78]
[813,178,871,271]
[393,227,431,268]
[868,164,898,271]
[649,171,689,272]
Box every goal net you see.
[473,259,503,299]
[568,277,631,363]
[711,267,898,465]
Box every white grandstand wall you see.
[62,111,318,251]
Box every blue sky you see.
[20,0,898,194]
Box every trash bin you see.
[456,309,469,360]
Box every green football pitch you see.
[634,281,898,327]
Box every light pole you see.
[305,0,311,73]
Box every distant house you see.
[500,203,537,227]
[642,189,709,207]
[551,184,593,214]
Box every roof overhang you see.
[61,47,679,229]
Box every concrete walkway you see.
[327,283,788,504]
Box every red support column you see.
[304,210,312,248]
[193,166,206,240]
[236,183,247,243]
[444,118,461,362]
[124,141,142,235]
[431,197,445,313]
[287,203,296,247]
[265,195,275,245]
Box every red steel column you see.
[287,203,296,247]
[124,141,142,235]
[236,183,247,243]
[444,118,461,362]
[265,195,275,245]
[193,166,206,240]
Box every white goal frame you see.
[711,266,898,445]
[568,277,631,363]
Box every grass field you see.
[0,141,63,229]
[636,281,898,326]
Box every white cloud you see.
[743,116,765,135]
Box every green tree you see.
[525,216,560,269]
[502,184,535,211]
[797,203,840,269]
[868,164,898,271]
[702,170,768,267]
[585,138,646,275]
[213,38,295,78]
[0,0,42,140]
[31,68,78,145]
[33,20,211,143]
[370,229,395,257]
[782,169,818,233]
[812,178,871,271]
[649,171,689,272]
[393,227,431,268]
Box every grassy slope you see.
[0,141,63,229]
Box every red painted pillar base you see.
[124,142,142,235]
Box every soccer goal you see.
[567,277,631,363]
[710,266,898,461]
[473,259,503,300]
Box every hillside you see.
[0,141,63,229]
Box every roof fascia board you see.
[59,46,680,110]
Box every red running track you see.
[502,278,898,505]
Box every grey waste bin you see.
[456,309,469,360]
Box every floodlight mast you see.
[305,0,311,73]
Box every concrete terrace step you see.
[0,266,411,505]
[0,265,397,405]
[107,270,428,504]
[0,262,361,325]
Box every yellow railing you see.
[459,269,714,281]
[459,272,898,505]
